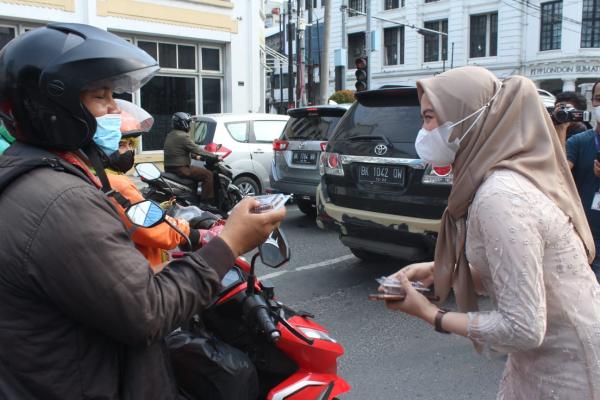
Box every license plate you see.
[292,151,318,165]
[357,164,405,185]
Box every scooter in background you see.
[135,157,242,217]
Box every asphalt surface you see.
[253,204,505,400]
[130,171,506,399]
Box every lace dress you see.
[465,169,600,400]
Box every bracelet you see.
[434,309,450,334]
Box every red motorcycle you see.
[125,200,350,400]
[201,228,350,399]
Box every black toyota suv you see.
[316,86,452,261]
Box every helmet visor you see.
[116,99,154,138]
[84,65,160,94]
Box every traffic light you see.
[354,57,368,92]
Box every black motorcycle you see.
[135,159,243,217]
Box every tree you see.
[328,90,355,104]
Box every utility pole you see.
[287,0,294,109]
[319,0,331,104]
[296,0,306,106]
[279,7,284,113]
[341,0,347,90]
[365,0,371,90]
[307,0,313,105]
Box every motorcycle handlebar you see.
[255,307,281,342]
[243,295,280,342]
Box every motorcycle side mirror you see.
[125,200,165,228]
[259,228,290,268]
[135,163,161,181]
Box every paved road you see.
[254,205,505,400]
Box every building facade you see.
[0,0,267,156]
[264,0,326,112]
[329,0,600,99]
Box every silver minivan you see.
[270,105,350,215]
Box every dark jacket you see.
[0,143,234,399]
[163,129,213,168]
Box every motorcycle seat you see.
[163,172,196,187]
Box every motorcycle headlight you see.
[298,327,337,343]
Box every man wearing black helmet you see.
[0,23,285,400]
[164,111,216,202]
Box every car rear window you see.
[333,92,421,143]
[254,120,288,142]
[192,120,216,145]
[283,115,343,141]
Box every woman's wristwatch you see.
[434,309,450,334]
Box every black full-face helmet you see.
[0,23,159,151]
[172,112,192,132]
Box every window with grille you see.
[385,0,404,9]
[349,0,366,16]
[469,12,498,58]
[135,39,224,151]
[581,0,600,48]
[347,32,366,68]
[384,26,404,65]
[423,19,448,62]
[540,1,562,50]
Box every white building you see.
[264,0,326,111]
[328,0,600,99]
[0,0,267,158]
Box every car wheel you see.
[296,199,316,216]
[233,176,259,197]
[349,247,389,261]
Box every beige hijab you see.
[416,66,595,312]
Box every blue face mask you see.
[93,114,122,155]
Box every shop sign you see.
[529,64,600,76]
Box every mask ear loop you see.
[451,81,504,145]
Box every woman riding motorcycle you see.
[97,99,201,271]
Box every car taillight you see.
[273,139,289,151]
[320,142,328,151]
[319,152,344,176]
[422,164,453,185]
[432,165,452,176]
[204,142,232,159]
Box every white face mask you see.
[594,105,600,123]
[415,82,503,166]
[414,122,460,166]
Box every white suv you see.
[190,113,289,196]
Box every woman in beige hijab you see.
[383,66,600,399]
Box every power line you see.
[344,6,448,36]
[511,0,582,26]
[502,0,582,35]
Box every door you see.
[248,119,288,187]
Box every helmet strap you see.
[84,143,132,209]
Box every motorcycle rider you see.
[163,112,216,203]
[99,100,202,271]
[0,23,285,400]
